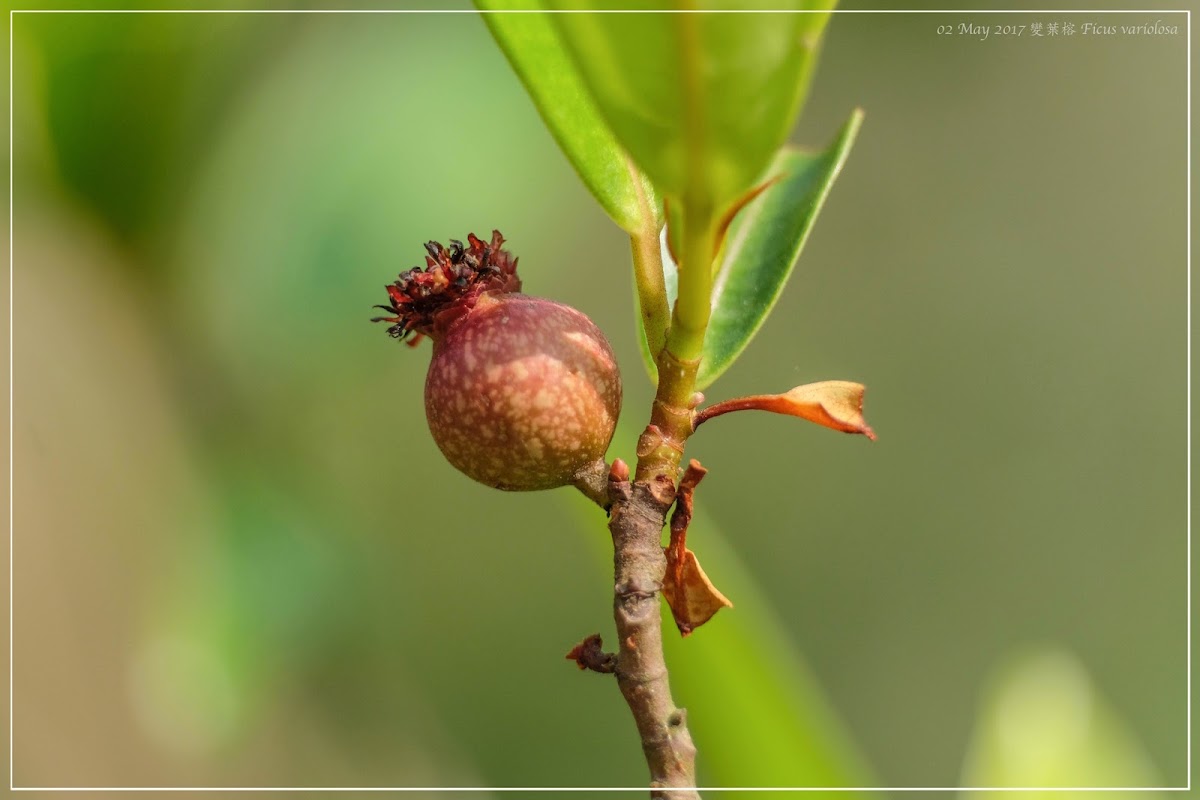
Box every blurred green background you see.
[5,2,1188,792]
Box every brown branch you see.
[572,250,709,796]
[606,460,699,799]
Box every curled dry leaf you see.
[692,380,876,440]
[662,461,733,636]
[663,548,734,637]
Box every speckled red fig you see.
[373,231,621,491]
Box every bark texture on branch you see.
[607,467,699,799]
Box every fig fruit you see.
[373,231,621,491]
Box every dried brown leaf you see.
[662,546,734,637]
[661,460,732,636]
[693,380,876,440]
[775,380,877,440]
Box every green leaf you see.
[691,109,863,389]
[961,648,1162,796]
[476,0,659,234]
[547,0,835,209]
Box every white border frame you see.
[7,6,1190,796]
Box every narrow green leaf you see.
[476,0,658,233]
[962,648,1162,796]
[695,109,863,390]
[547,1,835,209]
[642,111,861,385]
